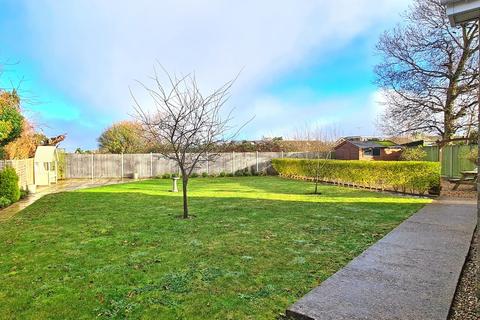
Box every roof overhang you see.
[441,0,480,27]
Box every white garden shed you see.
[34,146,58,186]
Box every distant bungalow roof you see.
[340,140,401,149]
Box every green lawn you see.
[0,177,430,320]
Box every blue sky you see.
[0,0,411,151]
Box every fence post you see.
[281,151,284,159]
[91,153,94,181]
[256,151,259,173]
[150,152,153,177]
[232,151,235,174]
[450,146,454,178]
[206,152,209,175]
[121,153,124,181]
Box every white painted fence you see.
[64,152,312,179]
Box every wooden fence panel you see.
[151,154,177,177]
[65,154,93,178]
[64,152,299,179]
[423,145,476,178]
[94,154,122,178]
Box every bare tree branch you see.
[131,66,250,218]
[375,0,478,142]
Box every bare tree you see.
[375,0,478,143]
[290,124,339,194]
[131,67,246,219]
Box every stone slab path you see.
[0,178,127,222]
[287,198,477,320]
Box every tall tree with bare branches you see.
[375,0,478,143]
[132,68,246,219]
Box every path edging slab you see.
[286,199,477,320]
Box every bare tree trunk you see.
[444,105,455,142]
[132,66,247,220]
[182,176,189,219]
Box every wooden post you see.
[206,152,210,175]
[281,151,284,158]
[121,153,124,181]
[450,146,454,178]
[256,151,259,173]
[150,152,153,177]
[232,151,235,174]
[91,153,94,181]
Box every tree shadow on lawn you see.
[0,190,427,320]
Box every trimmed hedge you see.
[272,159,441,195]
[0,166,20,204]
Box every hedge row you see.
[272,159,441,195]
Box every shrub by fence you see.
[272,159,441,195]
[0,159,34,189]
[0,166,20,206]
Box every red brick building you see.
[334,138,402,161]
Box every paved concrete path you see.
[287,198,477,320]
[0,178,128,222]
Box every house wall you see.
[335,141,402,161]
[379,148,402,161]
[359,148,402,161]
[334,141,360,160]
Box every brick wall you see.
[335,141,402,161]
[334,141,360,160]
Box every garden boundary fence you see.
[0,158,35,189]
[64,152,316,179]
[423,145,477,178]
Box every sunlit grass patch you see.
[0,177,429,319]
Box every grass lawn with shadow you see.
[0,177,430,319]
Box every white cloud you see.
[370,89,388,118]
[16,0,409,148]
[245,91,388,139]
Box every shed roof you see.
[34,146,57,162]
